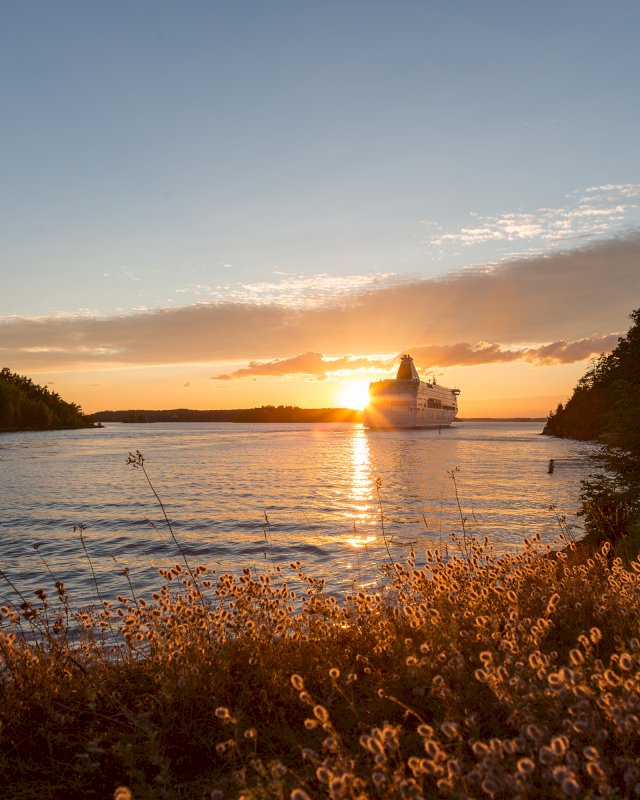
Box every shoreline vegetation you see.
[0,456,638,799]
[0,367,94,433]
[543,308,640,558]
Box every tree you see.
[0,368,91,432]
[543,309,640,549]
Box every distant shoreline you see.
[89,407,545,425]
[0,423,99,433]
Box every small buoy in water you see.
[548,458,555,474]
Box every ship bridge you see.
[396,354,420,381]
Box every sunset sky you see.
[2,1,639,416]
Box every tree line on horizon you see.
[0,368,91,432]
[91,406,363,424]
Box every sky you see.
[1,0,639,416]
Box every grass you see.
[1,458,639,799]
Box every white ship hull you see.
[363,355,460,429]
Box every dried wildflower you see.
[371,771,386,790]
[447,758,461,778]
[569,648,584,666]
[546,593,560,614]
[524,722,544,742]
[290,674,304,690]
[441,722,461,740]
[550,736,568,756]
[313,705,329,723]
[604,668,621,687]
[290,790,312,800]
[561,777,581,796]
[315,766,332,784]
[619,652,633,671]
[538,745,556,765]
[481,778,499,797]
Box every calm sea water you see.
[0,422,599,605]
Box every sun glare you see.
[339,380,370,410]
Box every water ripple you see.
[0,421,599,605]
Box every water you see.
[0,422,600,606]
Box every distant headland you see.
[0,367,94,432]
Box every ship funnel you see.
[396,354,420,381]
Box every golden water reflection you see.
[346,534,376,549]
[344,428,376,549]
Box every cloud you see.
[173,271,401,308]
[213,335,621,380]
[428,184,640,249]
[1,233,639,371]
[411,334,621,369]
[525,335,621,365]
[213,352,388,380]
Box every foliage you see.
[1,530,639,799]
[543,308,640,450]
[0,367,91,431]
[543,310,640,551]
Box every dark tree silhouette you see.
[543,309,640,547]
[0,368,92,431]
[543,308,640,451]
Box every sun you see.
[338,380,370,410]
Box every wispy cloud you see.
[175,271,401,308]
[1,233,638,372]
[427,184,640,250]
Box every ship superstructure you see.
[363,354,460,429]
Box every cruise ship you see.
[363,354,460,429]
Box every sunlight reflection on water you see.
[0,422,600,605]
